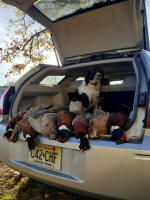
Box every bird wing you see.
[28,116,42,133]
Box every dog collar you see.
[90,82,97,86]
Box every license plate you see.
[28,144,61,170]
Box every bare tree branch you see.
[21,28,47,51]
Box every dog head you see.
[85,67,104,85]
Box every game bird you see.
[88,108,109,139]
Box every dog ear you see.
[100,70,104,79]
[68,90,80,101]
[85,71,91,85]
[80,93,89,108]
[68,92,74,101]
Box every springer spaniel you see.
[68,67,103,114]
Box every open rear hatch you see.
[3,0,149,65]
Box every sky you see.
[0,4,58,86]
[0,0,150,86]
[0,6,15,85]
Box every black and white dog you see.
[68,67,104,114]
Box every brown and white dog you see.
[68,67,103,114]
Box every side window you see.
[76,77,84,81]
[39,76,65,87]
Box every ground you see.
[0,162,97,200]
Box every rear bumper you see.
[1,123,150,200]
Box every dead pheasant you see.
[72,115,89,139]
[88,108,109,139]
[108,112,129,128]
[72,115,90,151]
[57,111,75,143]
[3,112,25,142]
[28,113,57,140]
[57,111,75,128]
[3,106,50,150]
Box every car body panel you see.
[1,122,150,200]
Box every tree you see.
[0,0,110,79]
[0,1,53,78]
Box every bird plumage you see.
[72,115,89,139]
[28,113,57,140]
[72,115,90,151]
[57,111,75,129]
[6,112,25,131]
[89,109,109,139]
[57,111,75,142]
[108,112,129,128]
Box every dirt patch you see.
[0,162,97,200]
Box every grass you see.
[0,162,97,200]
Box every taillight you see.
[0,87,15,115]
[145,87,150,128]
[146,100,150,128]
[0,103,3,115]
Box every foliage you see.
[0,1,53,78]
[34,0,101,21]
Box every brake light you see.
[0,88,9,115]
[146,92,150,128]
[0,87,15,115]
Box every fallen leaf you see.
[59,191,68,199]
[21,178,26,184]
[10,181,15,186]
[44,193,51,199]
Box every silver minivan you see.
[0,0,150,199]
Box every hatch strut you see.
[51,34,60,66]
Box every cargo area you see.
[19,59,136,112]
[10,57,145,143]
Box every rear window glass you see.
[40,75,65,87]
[34,0,126,22]
[76,77,84,81]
